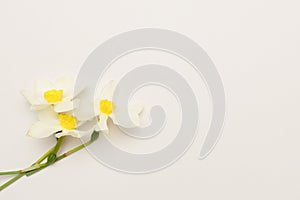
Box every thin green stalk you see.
[33,146,56,165]
[26,131,99,177]
[0,134,64,191]
[53,137,65,155]
[0,131,99,191]
[0,171,21,175]
[0,174,24,191]
[0,142,57,176]
[33,133,64,165]
[26,140,93,176]
[56,140,93,161]
[21,137,66,173]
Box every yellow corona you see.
[100,99,114,115]
[58,113,77,130]
[44,89,63,103]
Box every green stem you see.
[0,142,57,176]
[33,146,56,165]
[33,132,64,165]
[0,135,64,191]
[53,137,65,155]
[33,134,64,165]
[0,131,99,191]
[26,132,99,177]
[26,140,93,176]
[57,140,93,160]
[21,137,66,173]
[0,137,64,176]
[0,174,24,191]
[0,171,21,175]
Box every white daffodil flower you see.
[27,108,90,138]
[21,76,79,113]
[94,80,143,133]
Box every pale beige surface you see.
[0,0,300,199]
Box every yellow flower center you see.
[100,99,114,115]
[58,113,77,130]
[44,89,63,103]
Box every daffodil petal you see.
[21,90,40,105]
[111,114,139,128]
[55,76,73,98]
[77,119,88,128]
[37,108,59,123]
[97,114,109,133]
[62,96,73,101]
[35,79,54,95]
[55,129,92,138]
[128,105,143,126]
[100,80,116,100]
[73,84,85,98]
[54,99,79,113]
[30,104,50,111]
[27,121,61,138]
[94,97,101,116]
[129,104,143,114]
[111,105,143,128]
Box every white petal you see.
[21,90,40,105]
[30,104,50,111]
[97,114,109,133]
[128,105,144,126]
[54,75,73,98]
[129,104,143,114]
[77,119,88,128]
[94,98,101,116]
[54,99,79,113]
[27,121,61,138]
[35,79,54,95]
[55,129,92,138]
[37,108,59,124]
[73,84,85,98]
[100,80,116,100]
[110,105,143,128]
[62,96,73,101]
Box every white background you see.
[0,0,300,199]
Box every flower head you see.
[21,76,79,113]
[94,81,143,133]
[27,108,89,138]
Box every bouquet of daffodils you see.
[0,76,143,191]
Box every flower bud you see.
[90,131,100,142]
[47,153,57,164]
